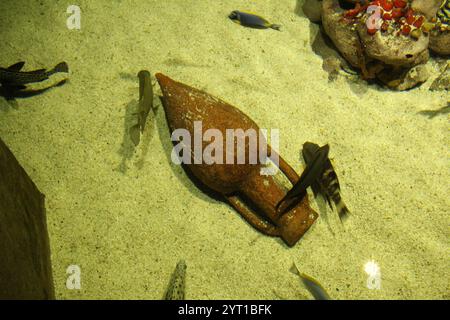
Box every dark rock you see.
[0,138,54,299]
[378,65,430,90]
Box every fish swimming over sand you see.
[290,263,331,300]
[0,61,69,101]
[302,142,350,222]
[164,260,187,300]
[276,144,330,213]
[129,70,154,146]
[137,70,153,131]
[0,61,68,86]
[228,10,281,30]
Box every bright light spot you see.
[364,260,380,277]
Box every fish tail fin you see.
[48,62,69,75]
[299,273,331,300]
[7,61,25,71]
[289,262,300,276]
[270,24,281,31]
[324,194,333,210]
[336,200,350,223]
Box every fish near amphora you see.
[155,73,318,247]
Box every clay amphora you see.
[156,73,318,246]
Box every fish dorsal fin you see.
[7,61,25,71]
[239,10,259,16]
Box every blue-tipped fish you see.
[302,142,350,222]
[228,10,281,30]
[276,144,330,213]
[290,263,331,300]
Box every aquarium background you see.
[0,0,448,299]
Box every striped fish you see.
[302,142,350,222]
[0,61,68,86]
[164,260,187,300]
[437,0,450,24]
[276,144,330,213]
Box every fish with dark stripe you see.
[0,61,69,101]
[302,142,350,222]
[276,144,330,213]
[0,61,68,86]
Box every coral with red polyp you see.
[405,9,415,24]
[401,24,411,35]
[406,15,415,25]
[383,12,392,20]
[413,16,424,28]
[344,6,361,18]
[380,0,393,11]
[342,0,426,38]
[393,0,407,9]
[343,3,367,19]
[391,8,403,19]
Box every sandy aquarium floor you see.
[0,0,448,300]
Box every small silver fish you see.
[228,10,281,30]
[302,142,350,222]
[164,260,187,300]
[290,263,331,300]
